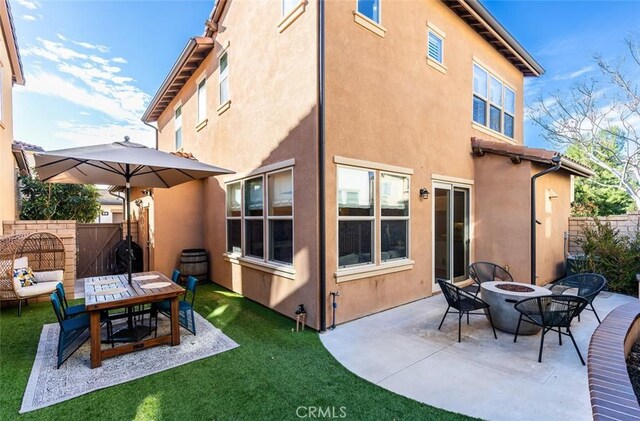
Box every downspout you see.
[143,121,159,150]
[530,155,561,285]
[318,0,327,332]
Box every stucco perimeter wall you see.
[0,25,16,235]
[323,0,525,323]
[473,155,531,283]
[3,220,77,299]
[156,1,320,327]
[533,165,572,285]
[569,212,640,255]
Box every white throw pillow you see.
[33,270,64,283]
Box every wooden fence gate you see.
[77,223,123,278]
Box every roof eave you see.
[1,0,24,85]
[444,0,544,77]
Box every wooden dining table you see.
[83,271,184,368]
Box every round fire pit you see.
[481,281,552,335]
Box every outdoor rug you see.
[20,312,239,413]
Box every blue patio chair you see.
[50,293,92,368]
[171,269,181,283]
[152,275,198,335]
[55,283,85,318]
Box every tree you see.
[530,36,640,209]
[565,141,635,216]
[19,175,101,223]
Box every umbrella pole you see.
[126,171,132,285]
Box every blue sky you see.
[10,0,640,151]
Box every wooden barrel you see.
[180,249,208,282]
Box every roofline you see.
[1,0,24,85]
[141,37,213,123]
[445,0,544,77]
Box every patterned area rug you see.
[20,312,238,413]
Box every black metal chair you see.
[464,262,514,296]
[513,295,589,365]
[437,280,498,342]
[546,273,606,323]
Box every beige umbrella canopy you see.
[34,137,234,283]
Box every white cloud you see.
[22,14,36,22]
[53,122,154,148]
[112,57,127,64]
[72,40,110,53]
[15,0,41,10]
[552,65,595,81]
[79,111,91,116]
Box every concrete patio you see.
[321,290,638,421]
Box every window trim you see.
[278,0,307,33]
[427,22,446,72]
[219,51,230,106]
[472,61,517,140]
[380,171,411,264]
[356,0,381,25]
[224,165,295,273]
[196,76,207,127]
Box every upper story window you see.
[472,63,516,139]
[197,78,207,124]
[357,0,380,24]
[428,30,443,64]
[282,0,298,16]
[174,106,182,150]
[219,52,229,105]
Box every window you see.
[338,167,375,268]
[380,173,409,262]
[337,166,411,269]
[268,170,293,264]
[174,106,182,150]
[226,182,242,253]
[197,78,206,124]
[282,0,298,16]
[428,30,443,64]
[472,63,516,139]
[357,0,380,24]
[226,167,294,266]
[219,52,229,105]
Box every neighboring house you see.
[12,140,44,215]
[94,187,124,223]
[0,0,24,235]
[141,0,592,330]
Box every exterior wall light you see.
[419,188,430,200]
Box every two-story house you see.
[0,0,24,235]
[141,0,591,330]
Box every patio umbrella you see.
[34,137,234,284]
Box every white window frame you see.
[219,52,229,105]
[356,0,381,25]
[282,0,298,17]
[225,167,295,268]
[226,181,242,255]
[174,105,182,151]
[380,171,411,263]
[337,165,376,269]
[197,77,207,124]
[427,29,444,64]
[472,62,516,139]
[266,168,295,266]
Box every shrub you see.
[577,218,640,295]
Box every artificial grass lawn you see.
[0,283,474,421]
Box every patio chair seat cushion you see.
[33,270,64,283]
[15,281,59,299]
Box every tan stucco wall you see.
[474,154,531,283]
[0,24,16,235]
[154,1,320,327]
[322,0,526,323]
[533,165,572,285]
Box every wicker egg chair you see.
[0,232,66,315]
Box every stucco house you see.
[0,0,24,235]
[141,0,592,330]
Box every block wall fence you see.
[568,212,640,255]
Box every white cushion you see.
[15,281,60,299]
[33,270,64,283]
[14,256,28,269]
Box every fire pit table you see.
[480,281,552,334]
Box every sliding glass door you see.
[434,182,470,286]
